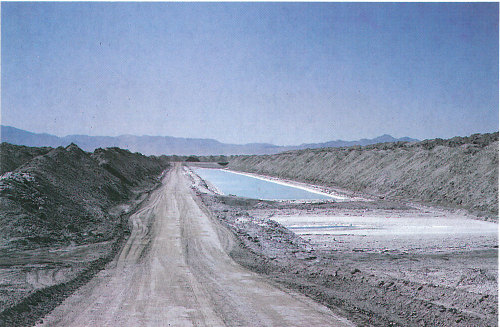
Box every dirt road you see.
[38,164,352,327]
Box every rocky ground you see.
[0,143,169,326]
[189,169,498,327]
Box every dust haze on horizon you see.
[1,2,498,146]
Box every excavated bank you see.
[228,133,499,219]
[0,143,52,175]
[0,143,169,326]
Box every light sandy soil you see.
[271,210,498,296]
[37,164,353,327]
[0,241,114,320]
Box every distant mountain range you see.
[1,125,418,156]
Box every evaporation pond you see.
[194,168,334,200]
[271,215,499,237]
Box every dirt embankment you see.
[0,143,169,248]
[0,143,52,175]
[0,143,169,326]
[229,133,499,219]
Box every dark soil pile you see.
[91,147,168,188]
[229,133,499,219]
[0,143,169,326]
[0,143,52,175]
[0,144,169,249]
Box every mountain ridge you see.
[1,125,418,156]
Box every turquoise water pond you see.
[194,168,334,201]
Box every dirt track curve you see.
[37,164,353,327]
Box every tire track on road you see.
[38,164,353,326]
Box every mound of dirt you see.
[0,143,52,175]
[0,143,169,249]
[229,133,498,219]
[0,143,170,325]
[91,147,168,187]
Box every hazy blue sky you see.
[2,2,498,145]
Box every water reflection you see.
[194,168,335,201]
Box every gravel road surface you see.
[37,164,352,327]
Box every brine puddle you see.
[272,215,498,236]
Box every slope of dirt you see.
[0,143,52,175]
[229,133,498,219]
[0,143,169,325]
[0,144,169,249]
[91,147,168,187]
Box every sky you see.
[1,2,498,145]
